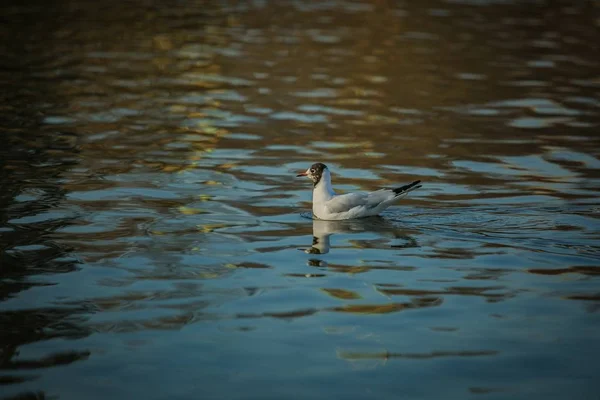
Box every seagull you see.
[297,163,421,220]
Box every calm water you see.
[1,0,600,399]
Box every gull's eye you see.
[310,168,315,173]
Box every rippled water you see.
[1,0,600,399]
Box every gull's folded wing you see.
[325,190,396,214]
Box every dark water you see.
[1,0,600,399]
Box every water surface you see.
[1,0,600,399]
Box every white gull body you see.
[298,163,421,221]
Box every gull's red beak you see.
[296,171,307,177]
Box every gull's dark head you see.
[296,162,328,186]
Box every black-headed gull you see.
[297,162,421,220]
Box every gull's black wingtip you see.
[392,180,422,195]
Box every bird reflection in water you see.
[304,216,418,256]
